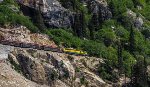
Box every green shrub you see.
[122,51,136,76]
[132,0,146,7]
[115,26,129,41]
[140,5,150,20]
[80,76,88,85]
[0,0,18,6]
[108,0,127,17]
[0,4,38,32]
[95,28,117,46]
[46,29,83,48]
[98,61,119,82]
[82,40,106,57]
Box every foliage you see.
[140,5,150,20]
[1,0,150,84]
[0,0,18,6]
[131,55,149,87]
[96,28,117,46]
[80,76,88,86]
[82,40,106,57]
[46,29,83,48]
[0,2,38,32]
[122,51,136,76]
[132,0,146,7]
[98,61,119,82]
[115,26,129,41]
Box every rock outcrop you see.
[17,0,112,28]
[0,62,48,87]
[126,9,144,28]
[7,48,109,87]
[0,26,56,46]
[85,0,112,21]
[18,0,73,28]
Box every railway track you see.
[0,40,61,52]
[0,39,88,59]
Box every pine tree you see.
[117,39,123,75]
[73,12,83,38]
[32,8,46,32]
[81,11,88,38]
[129,25,135,55]
[131,56,148,87]
[92,13,99,31]
[89,13,99,39]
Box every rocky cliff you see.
[17,0,73,28]
[17,0,112,28]
[7,48,109,87]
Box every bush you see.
[96,28,117,46]
[122,51,136,76]
[108,0,127,17]
[115,26,129,41]
[0,0,18,6]
[132,0,146,7]
[0,3,38,32]
[134,30,146,53]
[82,40,106,57]
[140,5,150,20]
[46,29,83,48]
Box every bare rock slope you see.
[0,26,111,87]
[0,62,48,87]
[7,48,109,87]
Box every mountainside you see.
[0,0,150,87]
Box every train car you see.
[38,45,45,50]
[20,42,31,48]
[0,35,4,42]
[43,45,51,51]
[43,45,60,52]
[51,47,60,52]
[34,44,42,50]
[32,43,38,49]
[13,41,21,47]
[9,41,15,46]
[63,48,88,56]
[1,40,10,45]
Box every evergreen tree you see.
[32,8,46,32]
[129,25,135,55]
[131,56,148,87]
[92,13,99,31]
[89,13,99,39]
[117,38,123,75]
[81,11,88,38]
[73,12,83,38]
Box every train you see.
[0,37,88,56]
[63,48,88,56]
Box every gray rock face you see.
[0,62,49,87]
[7,48,109,87]
[134,17,144,28]
[0,44,14,60]
[8,48,75,86]
[18,0,73,28]
[18,0,111,29]
[85,0,112,21]
[42,0,73,28]
[126,9,144,28]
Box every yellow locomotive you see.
[63,48,88,56]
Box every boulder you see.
[134,17,144,28]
